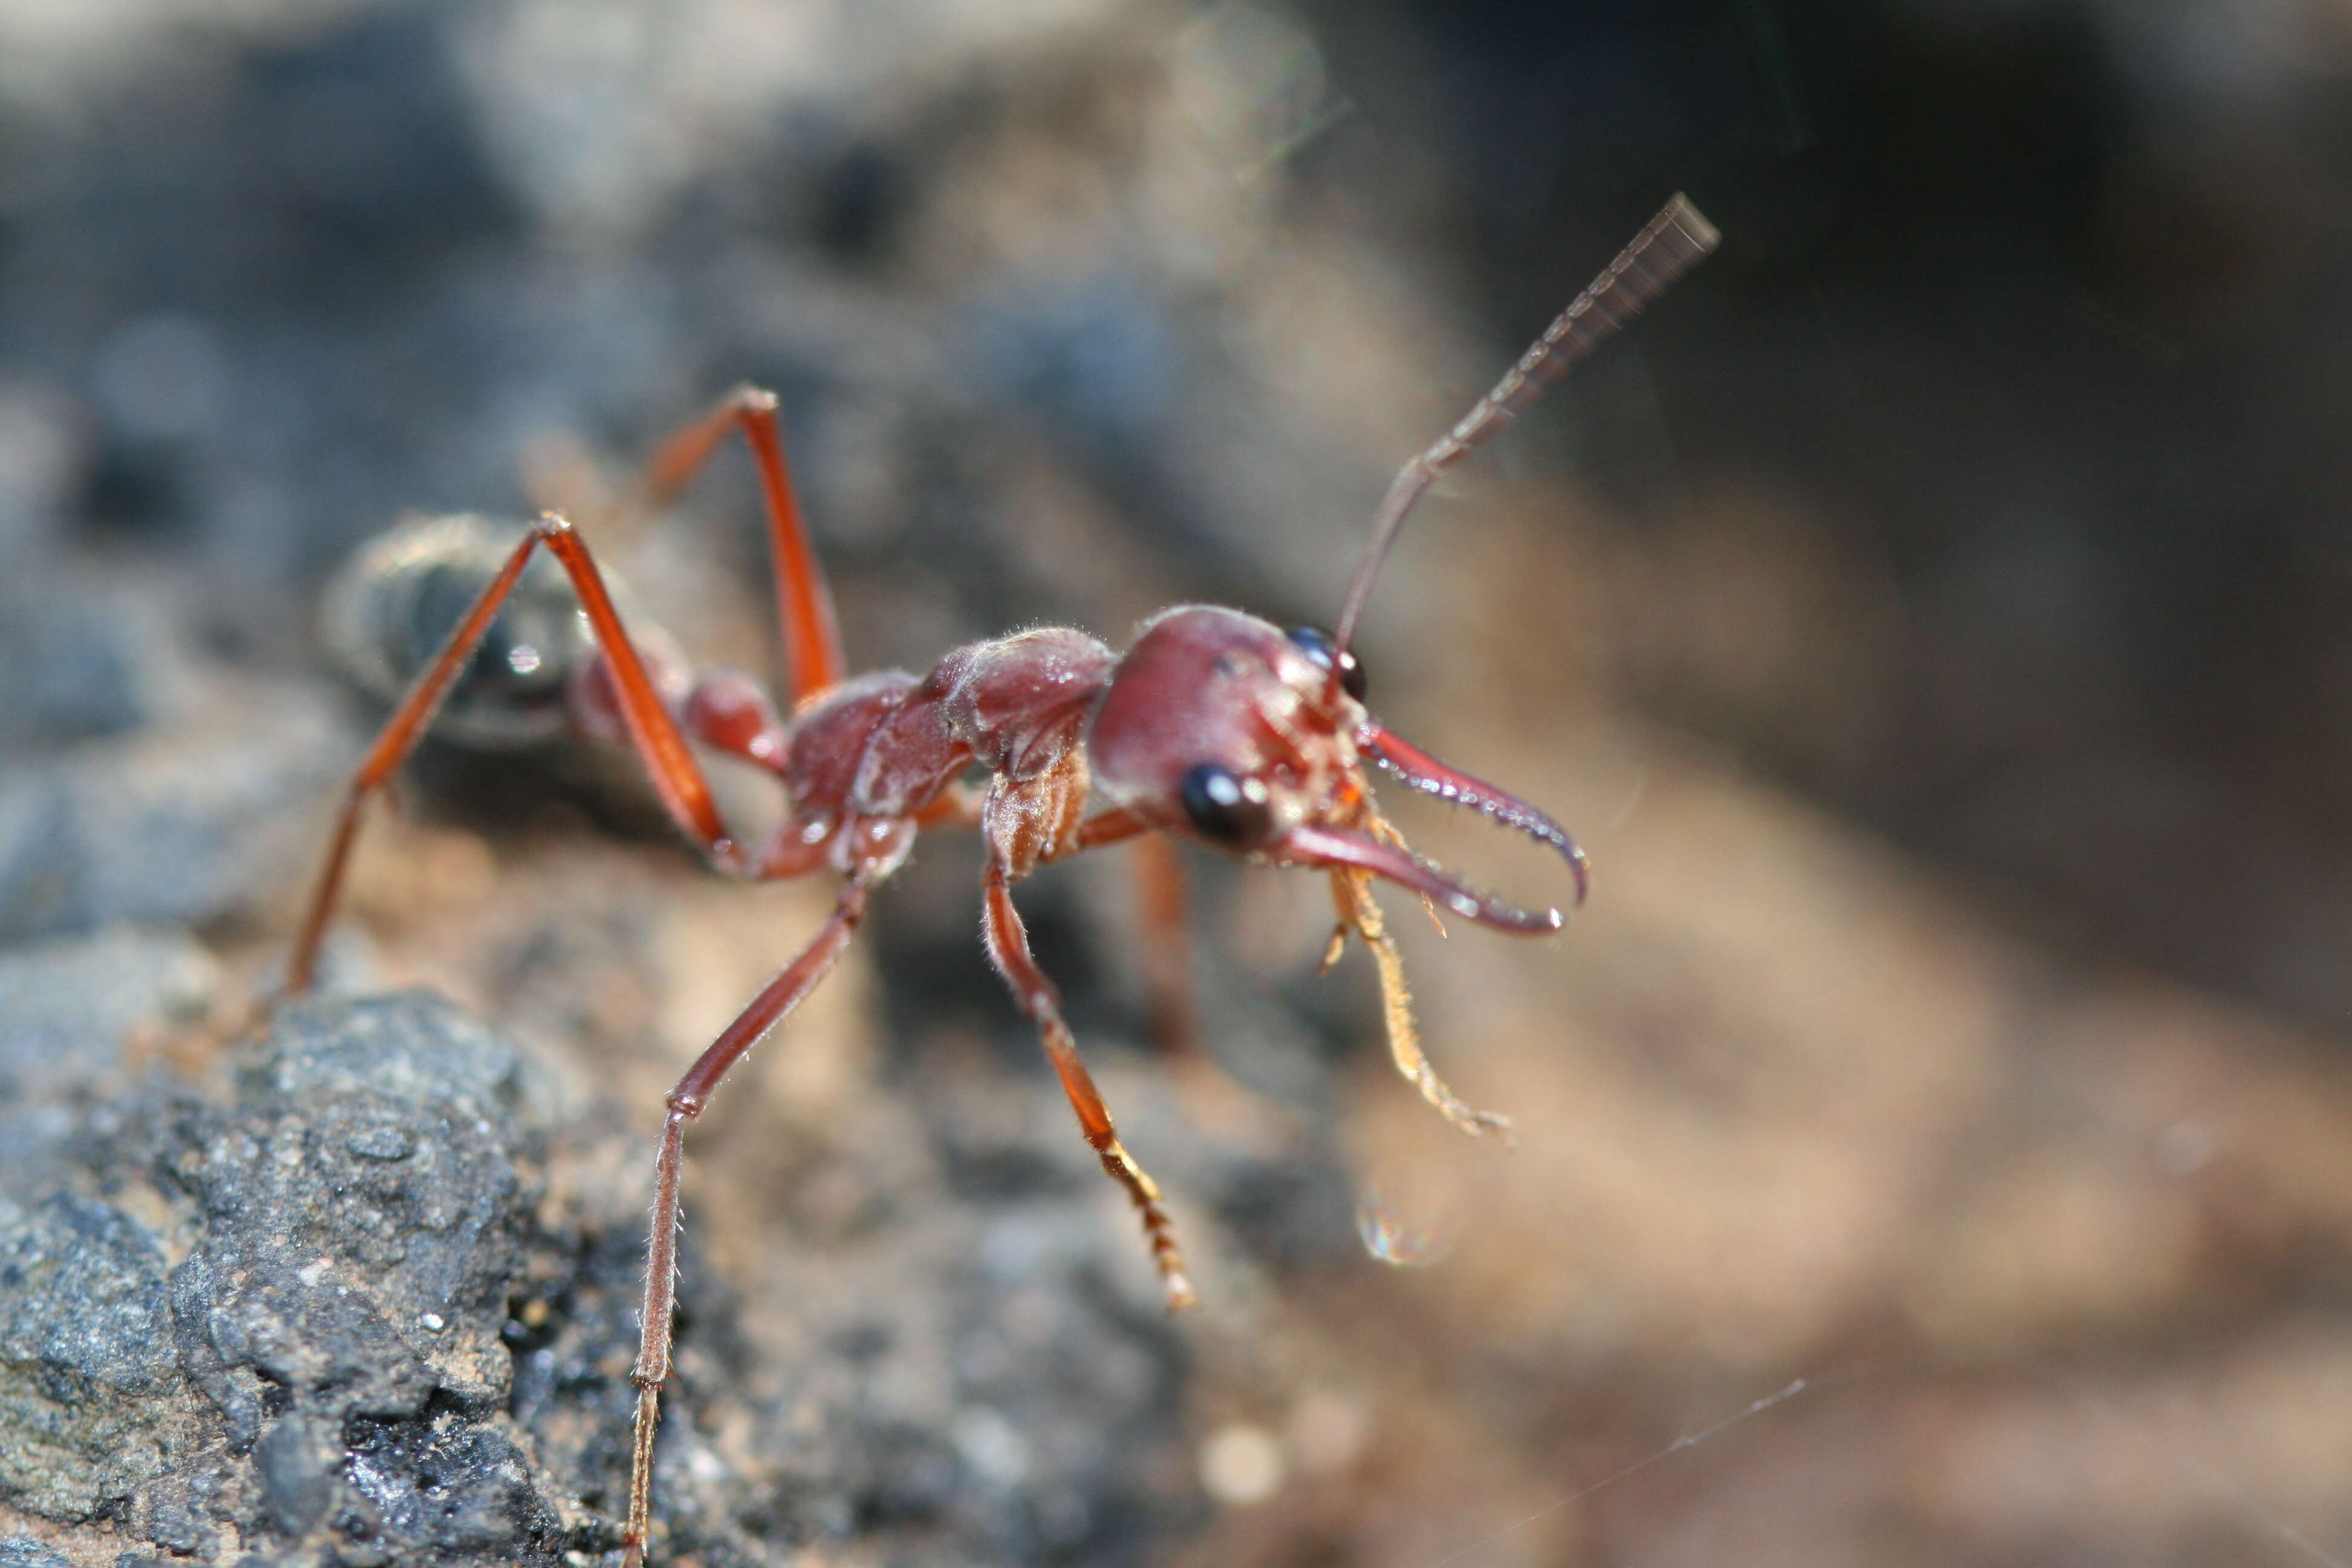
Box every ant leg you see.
[1040,817,1285,1137]
[981,864,1197,1312]
[286,515,734,995]
[645,387,846,708]
[913,780,985,831]
[1131,833,1198,1063]
[1051,816,1202,1056]
[1065,806,1148,854]
[1129,834,1296,1143]
[681,666,787,772]
[626,878,871,1568]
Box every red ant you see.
[281,195,1716,1566]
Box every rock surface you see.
[1,993,586,1563]
[0,983,1207,1566]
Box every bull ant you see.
[281,194,1717,1565]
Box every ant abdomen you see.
[320,512,603,749]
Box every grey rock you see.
[0,1190,186,1520]
[253,1409,338,1537]
[0,584,169,756]
[0,991,587,1564]
[0,780,77,947]
[0,926,216,1099]
[0,924,218,1183]
[0,675,347,946]
[168,993,537,1440]
[0,984,1201,1566]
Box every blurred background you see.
[4,0,2352,1563]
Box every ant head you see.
[1089,606,1577,932]
[1089,605,1359,846]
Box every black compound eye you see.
[1178,763,1276,848]
[1287,626,1367,702]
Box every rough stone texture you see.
[0,993,580,1563]
[0,1191,186,1523]
[173,998,551,1553]
[0,978,1205,1566]
[0,1541,71,1568]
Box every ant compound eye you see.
[1179,763,1276,848]
[1287,625,1334,664]
[1287,626,1367,702]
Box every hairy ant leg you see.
[980,774,1195,1309]
[1050,811,1187,1025]
[1043,808,1284,1137]
[287,514,737,995]
[1066,806,1149,852]
[626,875,874,1568]
[1057,812,1207,1061]
[983,867,1197,1310]
[645,385,846,707]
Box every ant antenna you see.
[1329,194,1720,668]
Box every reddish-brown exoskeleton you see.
[282,195,1716,1566]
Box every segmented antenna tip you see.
[1329,195,1719,660]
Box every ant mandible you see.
[281,195,1716,1567]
